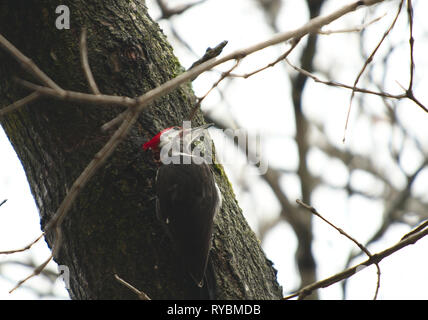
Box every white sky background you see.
[1,0,428,299]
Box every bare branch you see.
[101,110,128,132]
[402,0,428,113]
[296,199,381,300]
[406,0,415,91]
[0,232,45,255]
[0,34,64,93]
[188,40,228,73]
[0,92,40,117]
[8,252,54,294]
[285,57,405,100]
[229,38,300,79]
[318,13,386,35]
[344,0,405,142]
[156,0,207,20]
[80,28,100,95]
[284,225,428,300]
[188,58,241,121]
[114,274,151,300]
[286,51,427,114]
[341,158,428,295]
[401,219,428,241]
[16,78,135,107]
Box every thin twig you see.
[296,200,369,257]
[402,0,427,112]
[296,199,381,300]
[229,38,300,79]
[188,40,228,73]
[0,199,6,207]
[318,13,386,35]
[401,219,428,241]
[101,111,128,132]
[188,58,240,121]
[0,232,45,255]
[80,28,100,95]
[344,158,428,265]
[9,252,54,293]
[286,56,427,114]
[0,34,64,93]
[343,0,404,143]
[286,58,404,99]
[284,225,428,300]
[114,274,151,300]
[0,92,40,117]
[406,0,414,92]
[4,230,55,293]
[0,259,60,279]
[156,0,207,20]
[16,78,135,107]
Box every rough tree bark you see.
[0,1,282,299]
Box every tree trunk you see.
[0,1,282,299]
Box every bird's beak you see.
[192,123,214,132]
[184,123,214,134]
[180,123,213,147]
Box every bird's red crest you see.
[142,127,177,151]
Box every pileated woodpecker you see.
[143,124,221,294]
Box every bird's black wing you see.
[155,161,220,286]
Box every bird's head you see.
[142,123,213,159]
[142,126,181,152]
